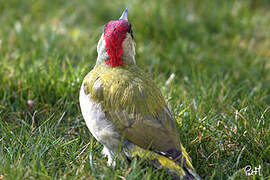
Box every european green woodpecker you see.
[79,9,200,180]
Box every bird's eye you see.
[128,24,134,39]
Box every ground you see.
[0,0,270,179]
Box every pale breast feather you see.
[79,82,122,150]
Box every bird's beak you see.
[119,8,128,21]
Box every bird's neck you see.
[96,33,136,67]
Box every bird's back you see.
[82,64,181,153]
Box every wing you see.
[83,65,181,153]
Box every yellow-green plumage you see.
[129,145,195,179]
[83,64,179,152]
[82,64,199,179]
[84,64,166,117]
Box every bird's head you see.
[96,8,135,67]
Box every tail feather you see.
[156,144,201,180]
[157,153,200,180]
[129,145,201,180]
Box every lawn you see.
[0,0,270,179]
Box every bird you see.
[79,8,201,180]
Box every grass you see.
[0,0,270,179]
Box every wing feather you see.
[83,65,181,152]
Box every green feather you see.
[83,64,180,152]
[83,64,200,179]
[129,145,196,179]
[83,64,166,117]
